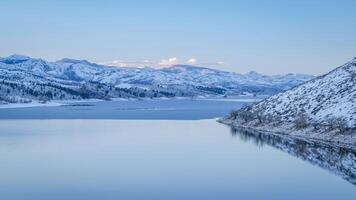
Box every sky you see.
[0,0,355,75]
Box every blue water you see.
[0,98,252,119]
[0,99,354,200]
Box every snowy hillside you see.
[222,57,356,149]
[0,55,312,103]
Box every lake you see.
[0,99,355,200]
[0,98,259,119]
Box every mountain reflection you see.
[230,127,356,185]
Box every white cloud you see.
[217,61,224,65]
[158,57,178,66]
[186,58,197,65]
[100,60,127,67]
[100,59,153,68]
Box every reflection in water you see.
[230,127,356,185]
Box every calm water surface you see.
[0,98,256,119]
[0,120,355,200]
[0,99,355,199]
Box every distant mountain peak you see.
[246,70,260,75]
[0,54,31,64]
[351,57,356,63]
[168,64,216,72]
[246,70,265,78]
[2,54,31,61]
[56,58,92,65]
[6,54,31,59]
[170,64,206,69]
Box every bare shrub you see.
[229,106,276,125]
[229,110,239,120]
[294,112,309,129]
[266,114,282,125]
[311,122,322,130]
[18,99,31,103]
[253,110,264,124]
[38,96,50,104]
[326,116,349,133]
[237,109,255,123]
[0,96,18,103]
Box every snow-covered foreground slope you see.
[220,58,356,150]
[0,55,312,104]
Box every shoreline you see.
[218,118,356,152]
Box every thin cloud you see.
[99,60,153,68]
[100,57,225,68]
[158,57,178,66]
[186,58,197,65]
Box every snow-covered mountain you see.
[222,57,356,149]
[0,55,312,103]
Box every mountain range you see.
[0,55,313,103]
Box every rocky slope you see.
[0,55,312,103]
[220,58,356,150]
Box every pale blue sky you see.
[1,0,355,74]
